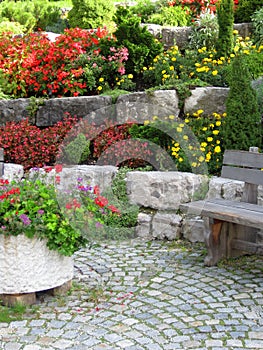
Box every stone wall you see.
[5,163,261,244]
[0,87,229,127]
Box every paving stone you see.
[1,240,263,350]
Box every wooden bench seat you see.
[180,149,263,266]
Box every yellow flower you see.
[183,135,188,140]
[162,70,166,74]
[97,86,102,91]
[171,57,177,62]
[128,74,133,79]
[233,30,238,35]
[195,63,201,67]
[214,145,221,153]
[197,109,204,115]
[152,115,159,120]
[230,53,235,58]
[213,130,219,135]
[207,137,213,142]
[144,120,150,125]
[99,77,104,82]
[176,127,182,132]
[185,118,190,123]
[212,70,218,76]
[179,123,184,127]
[215,121,221,126]
[178,157,183,162]
[202,127,207,131]
[169,115,175,120]
[143,67,147,71]
[191,162,197,168]
[243,50,249,55]
[199,156,205,162]
[217,60,223,65]
[170,66,174,71]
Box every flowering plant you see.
[0,174,87,256]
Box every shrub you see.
[0,0,62,32]
[215,0,234,58]
[149,5,190,26]
[0,115,78,171]
[222,54,262,151]
[129,0,158,23]
[108,7,163,85]
[234,0,263,23]
[187,11,219,51]
[0,20,26,34]
[251,8,263,46]
[68,0,115,29]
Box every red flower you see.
[93,185,100,195]
[108,205,121,215]
[54,164,63,173]
[94,195,108,208]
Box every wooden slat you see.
[211,199,263,213]
[180,200,263,229]
[232,239,263,255]
[223,150,263,168]
[221,166,263,185]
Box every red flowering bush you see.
[0,114,78,171]
[0,27,128,98]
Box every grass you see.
[0,302,28,323]
[48,0,72,7]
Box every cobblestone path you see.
[1,240,263,350]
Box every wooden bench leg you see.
[204,218,227,266]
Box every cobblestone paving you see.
[1,239,263,350]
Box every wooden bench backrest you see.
[222,150,263,186]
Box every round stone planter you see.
[0,234,74,305]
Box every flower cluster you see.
[170,110,224,174]
[0,171,87,256]
[0,114,78,171]
[0,27,129,98]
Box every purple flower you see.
[1,225,6,230]
[95,222,103,228]
[37,209,44,215]
[77,177,83,182]
[19,214,31,226]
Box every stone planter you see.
[0,235,74,305]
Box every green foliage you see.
[111,7,163,79]
[0,0,62,32]
[222,55,262,151]
[68,0,115,29]
[251,8,263,46]
[64,133,90,164]
[215,0,234,58]
[252,78,263,117]
[188,12,219,51]
[0,20,26,34]
[149,5,190,26]
[129,0,158,23]
[0,302,27,322]
[234,0,263,23]
[0,69,9,99]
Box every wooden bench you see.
[180,149,263,266]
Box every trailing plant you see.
[222,54,262,151]
[215,0,234,58]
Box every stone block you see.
[152,211,182,240]
[126,171,208,210]
[135,212,153,239]
[184,87,229,116]
[116,90,180,123]
[3,163,24,181]
[181,217,205,243]
[207,177,244,200]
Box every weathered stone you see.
[36,96,112,126]
[184,87,229,116]
[57,165,118,193]
[126,171,208,210]
[116,90,180,123]
[0,98,31,126]
[152,212,182,240]
[234,23,253,38]
[3,163,24,181]
[181,217,205,243]
[135,212,153,239]
[207,177,244,200]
